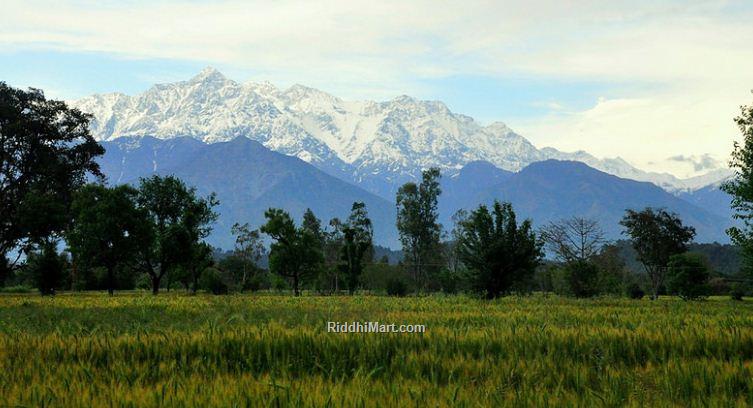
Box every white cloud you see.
[513,85,746,174]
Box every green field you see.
[1,293,752,407]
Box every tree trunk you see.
[107,265,115,296]
[241,264,247,293]
[649,267,661,300]
[191,269,198,295]
[151,275,161,295]
[71,258,77,291]
[293,274,300,297]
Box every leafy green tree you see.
[218,254,262,292]
[396,167,442,291]
[338,202,373,294]
[302,208,325,246]
[261,208,324,296]
[67,184,152,295]
[666,252,711,300]
[591,243,629,296]
[230,223,265,292]
[0,82,104,267]
[620,208,696,300]
[456,201,543,299]
[722,97,753,276]
[135,175,218,295]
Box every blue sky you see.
[2,0,753,177]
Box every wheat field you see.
[0,293,751,407]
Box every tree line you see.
[3,82,753,300]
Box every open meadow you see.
[0,293,752,407]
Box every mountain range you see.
[72,68,735,248]
[97,136,731,248]
[72,68,731,198]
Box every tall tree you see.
[620,208,696,300]
[230,223,265,292]
[722,96,753,276]
[322,218,345,293]
[541,217,607,297]
[135,175,218,295]
[541,217,606,263]
[0,83,104,266]
[443,209,469,275]
[302,208,324,247]
[396,167,442,290]
[456,201,542,298]
[261,208,324,296]
[67,184,151,295]
[338,202,373,294]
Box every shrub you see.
[246,272,270,292]
[627,283,645,299]
[25,242,66,295]
[730,283,745,301]
[436,269,464,294]
[666,253,711,300]
[551,267,571,296]
[199,268,228,295]
[564,261,600,298]
[0,285,33,293]
[135,274,151,290]
[386,278,408,297]
[708,277,730,296]
[271,274,289,293]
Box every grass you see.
[0,293,752,407]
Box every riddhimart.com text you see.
[327,321,426,333]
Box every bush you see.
[708,277,730,296]
[627,283,645,299]
[386,278,408,297]
[730,283,745,301]
[0,285,33,293]
[564,261,600,298]
[271,274,289,293]
[666,253,711,300]
[199,268,228,295]
[437,269,464,294]
[135,274,151,290]
[246,272,270,292]
[26,242,66,295]
[551,267,571,296]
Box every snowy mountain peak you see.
[484,122,513,134]
[70,68,729,195]
[191,66,227,83]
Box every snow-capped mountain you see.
[71,67,729,197]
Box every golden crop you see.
[0,293,751,407]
